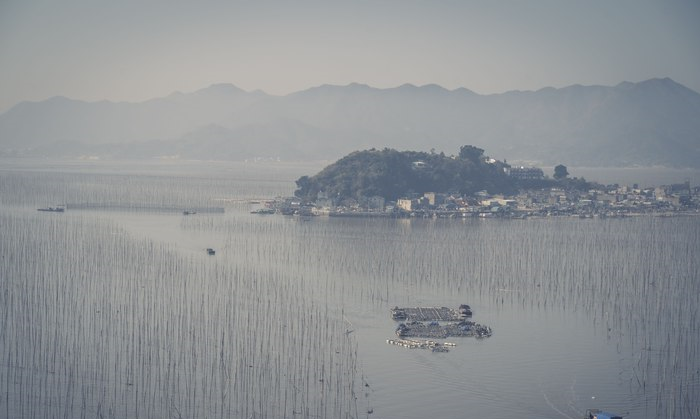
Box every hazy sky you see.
[1,0,699,113]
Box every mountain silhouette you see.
[1,78,698,167]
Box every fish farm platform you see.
[387,305,491,348]
[395,321,492,339]
[390,305,472,321]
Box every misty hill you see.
[1,78,699,167]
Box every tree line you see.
[294,146,587,202]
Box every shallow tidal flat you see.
[1,164,699,419]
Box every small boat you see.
[585,409,622,419]
[183,210,196,215]
[458,304,472,317]
[37,206,65,212]
[206,248,216,255]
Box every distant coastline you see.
[259,147,700,220]
[2,157,699,187]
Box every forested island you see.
[269,146,698,219]
[294,145,587,202]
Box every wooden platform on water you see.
[390,306,468,322]
[395,321,492,339]
[388,304,491,342]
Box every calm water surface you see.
[1,160,699,419]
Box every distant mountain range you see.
[1,78,699,167]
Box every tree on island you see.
[458,145,485,163]
[553,164,569,180]
[551,164,601,191]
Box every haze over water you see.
[1,160,698,418]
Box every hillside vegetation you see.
[294,146,519,201]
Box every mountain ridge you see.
[1,78,699,167]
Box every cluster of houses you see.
[470,182,699,218]
[265,177,699,219]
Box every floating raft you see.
[386,338,457,352]
[391,305,472,321]
[395,321,492,339]
[37,206,65,212]
[388,305,492,348]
